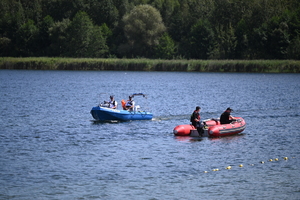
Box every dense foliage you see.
[1,0,299,59]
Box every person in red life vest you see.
[190,106,203,136]
[125,96,135,111]
[220,107,235,124]
[121,99,126,110]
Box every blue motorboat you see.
[90,93,153,121]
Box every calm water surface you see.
[0,70,300,200]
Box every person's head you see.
[110,95,114,100]
[196,106,201,111]
[129,96,132,100]
[226,107,233,112]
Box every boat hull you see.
[91,106,153,121]
[208,117,246,137]
[173,117,246,137]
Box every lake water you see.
[0,70,299,200]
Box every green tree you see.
[287,36,300,59]
[151,0,180,28]
[287,8,300,59]
[16,19,39,56]
[64,11,94,57]
[21,0,42,23]
[235,18,249,59]
[87,25,109,57]
[188,19,214,59]
[122,4,166,57]
[189,0,215,25]
[41,0,86,22]
[0,37,11,56]
[251,16,291,59]
[37,15,54,56]
[1,0,300,59]
[211,0,235,27]
[0,0,25,56]
[89,0,119,28]
[62,11,109,58]
[99,23,113,56]
[269,21,290,59]
[168,0,215,58]
[48,18,71,56]
[215,24,237,59]
[154,32,176,59]
[168,0,192,43]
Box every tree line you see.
[1,0,299,60]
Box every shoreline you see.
[1,57,300,73]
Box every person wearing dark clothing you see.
[190,106,203,136]
[220,107,235,124]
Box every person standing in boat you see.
[125,96,135,111]
[190,106,203,136]
[220,107,235,124]
[108,95,118,109]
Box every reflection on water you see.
[174,136,203,143]
[175,133,246,143]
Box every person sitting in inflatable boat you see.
[108,95,117,109]
[124,96,135,111]
[220,107,236,124]
[102,95,117,109]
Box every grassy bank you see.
[1,57,300,73]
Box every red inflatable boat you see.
[173,117,246,137]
